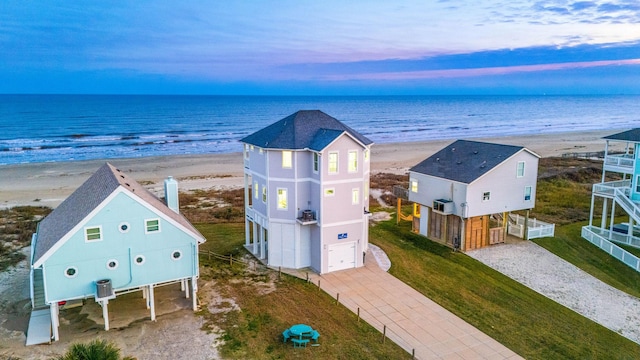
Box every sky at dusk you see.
[1,1,640,95]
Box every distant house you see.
[408,140,542,251]
[582,129,640,271]
[240,110,373,274]
[27,163,205,345]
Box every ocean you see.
[1,94,639,166]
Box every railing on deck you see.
[603,154,634,170]
[508,214,555,240]
[582,226,640,273]
[592,180,631,197]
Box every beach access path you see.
[284,245,522,360]
[467,241,640,345]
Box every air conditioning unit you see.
[302,210,314,221]
[433,199,453,214]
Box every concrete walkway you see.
[284,249,522,360]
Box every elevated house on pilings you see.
[582,129,640,272]
[26,163,205,345]
[240,110,373,274]
[407,140,551,251]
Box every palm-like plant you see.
[54,339,135,360]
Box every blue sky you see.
[1,1,640,95]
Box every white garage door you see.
[328,242,356,272]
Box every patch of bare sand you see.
[0,251,221,360]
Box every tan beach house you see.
[240,110,373,274]
[408,139,544,251]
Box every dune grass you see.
[195,222,411,360]
[370,219,640,360]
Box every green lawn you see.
[195,223,411,360]
[370,219,640,360]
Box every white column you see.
[184,278,189,299]
[191,276,198,311]
[50,302,60,341]
[609,201,616,239]
[102,299,110,331]
[260,227,266,259]
[601,198,608,229]
[253,223,258,254]
[245,218,250,246]
[149,284,156,321]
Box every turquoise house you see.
[27,163,205,345]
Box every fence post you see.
[318,280,321,291]
[412,349,415,359]
[336,293,339,305]
[382,325,386,343]
[230,254,233,266]
[278,266,282,279]
[357,307,360,322]
[306,272,309,282]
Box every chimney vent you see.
[164,176,179,213]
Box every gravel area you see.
[467,241,640,344]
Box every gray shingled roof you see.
[240,110,373,150]
[410,140,530,184]
[603,129,640,142]
[33,163,204,266]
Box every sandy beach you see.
[0,129,622,209]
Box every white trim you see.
[84,225,103,242]
[118,222,130,233]
[64,266,78,278]
[322,177,365,186]
[321,218,365,227]
[106,259,119,270]
[145,218,161,234]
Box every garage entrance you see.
[328,242,356,272]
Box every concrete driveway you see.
[287,247,522,360]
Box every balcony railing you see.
[603,154,634,172]
[592,180,631,197]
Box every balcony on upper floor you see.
[603,153,634,175]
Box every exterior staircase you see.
[26,268,52,346]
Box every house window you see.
[524,186,532,201]
[348,151,358,172]
[250,145,254,151]
[171,250,182,261]
[262,186,267,203]
[254,181,259,199]
[277,188,287,209]
[482,192,491,201]
[282,151,292,168]
[119,222,130,233]
[85,226,102,242]
[324,188,335,197]
[328,152,338,174]
[134,255,146,265]
[636,175,640,193]
[352,188,360,204]
[145,219,160,233]
[364,149,370,162]
[411,180,418,193]
[106,259,119,270]
[64,267,78,278]
[244,144,249,159]
[313,153,319,173]
[517,161,525,177]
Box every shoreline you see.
[0,129,621,209]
